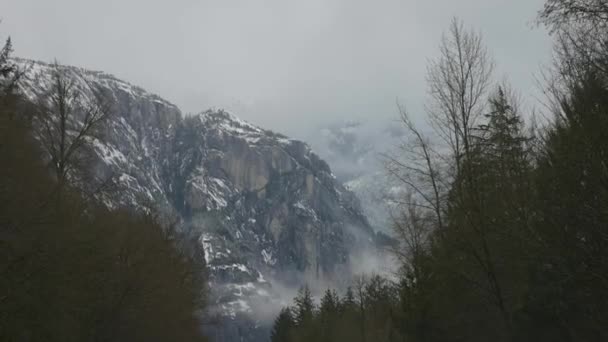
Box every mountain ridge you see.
[15,58,378,342]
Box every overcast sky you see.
[2,0,552,138]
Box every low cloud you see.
[3,0,550,137]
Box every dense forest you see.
[0,40,208,341]
[271,1,608,342]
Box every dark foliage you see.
[0,38,207,342]
[272,1,608,341]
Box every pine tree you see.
[291,286,319,342]
[271,308,295,342]
[0,37,14,78]
[342,287,356,312]
[320,289,339,318]
[0,36,19,101]
[293,286,315,326]
[480,86,529,179]
[529,70,608,341]
[319,289,339,342]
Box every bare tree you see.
[426,19,523,339]
[539,0,608,80]
[539,0,608,30]
[389,192,434,285]
[388,18,522,340]
[386,18,493,237]
[384,105,446,232]
[426,18,494,177]
[34,62,111,189]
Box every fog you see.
[2,0,551,140]
[248,245,398,325]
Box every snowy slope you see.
[16,59,376,342]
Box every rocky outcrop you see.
[16,59,376,341]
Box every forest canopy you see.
[271,1,608,342]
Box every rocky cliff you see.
[16,60,376,341]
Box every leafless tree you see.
[384,105,446,231]
[34,62,111,190]
[388,18,522,340]
[386,18,494,234]
[539,0,608,80]
[389,192,433,281]
[539,0,608,30]
[427,18,494,176]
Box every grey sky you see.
[2,0,552,138]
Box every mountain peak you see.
[14,58,179,111]
[197,108,295,147]
[199,108,263,134]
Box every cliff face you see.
[17,60,376,340]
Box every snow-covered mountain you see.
[16,60,377,341]
[304,120,407,235]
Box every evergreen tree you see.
[293,285,315,326]
[0,37,16,94]
[271,308,295,342]
[291,286,319,342]
[528,70,608,341]
[319,289,339,318]
[319,289,339,342]
[481,86,529,175]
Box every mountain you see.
[345,172,395,234]
[16,60,377,341]
[304,120,407,235]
